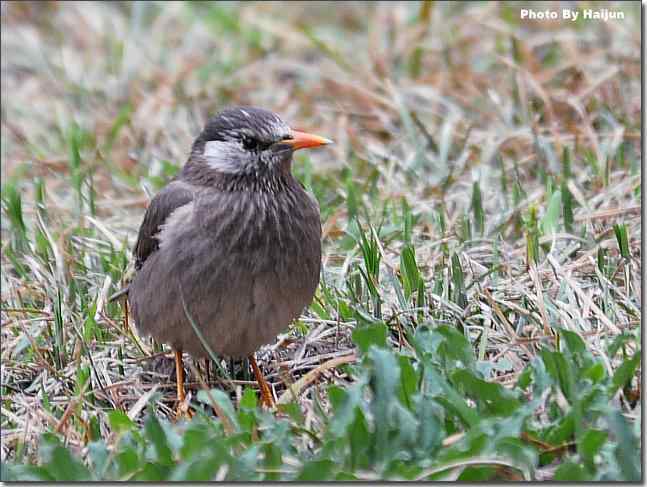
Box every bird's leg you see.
[174,350,193,419]
[249,355,274,408]
[175,350,186,403]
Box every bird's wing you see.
[133,180,195,270]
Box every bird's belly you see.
[130,220,320,358]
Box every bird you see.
[111,106,332,414]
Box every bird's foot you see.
[175,394,194,421]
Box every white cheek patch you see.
[204,140,245,173]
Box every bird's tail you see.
[108,286,130,303]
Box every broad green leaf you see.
[179,427,210,460]
[328,384,363,437]
[229,445,260,481]
[610,351,640,395]
[608,411,640,481]
[554,461,590,481]
[578,429,608,464]
[116,445,140,477]
[87,441,109,478]
[133,462,169,481]
[424,365,479,428]
[348,409,371,470]
[434,325,475,370]
[1,464,54,481]
[38,433,92,481]
[196,388,240,431]
[397,355,419,410]
[458,466,496,481]
[240,387,258,409]
[297,459,336,481]
[170,457,220,481]
[540,350,575,401]
[108,410,136,433]
[369,347,400,463]
[451,369,521,416]
[352,321,387,353]
[143,413,173,466]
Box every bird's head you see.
[189,107,332,177]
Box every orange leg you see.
[249,355,274,408]
[175,350,186,403]
[174,350,193,419]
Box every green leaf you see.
[451,369,521,416]
[397,355,419,410]
[196,389,240,431]
[348,409,371,470]
[613,223,630,259]
[539,349,575,401]
[262,443,282,481]
[561,181,574,232]
[471,180,484,235]
[458,466,496,481]
[415,398,444,454]
[297,459,336,481]
[369,347,401,463]
[276,401,304,424]
[610,351,640,395]
[545,412,575,445]
[133,463,169,481]
[434,325,475,370]
[87,441,109,478]
[328,385,362,437]
[607,411,640,481]
[351,321,387,353]
[108,410,136,433]
[229,444,260,481]
[1,464,54,481]
[606,332,636,359]
[239,387,258,410]
[554,461,590,481]
[541,190,561,235]
[450,253,466,307]
[180,426,210,460]
[170,455,224,481]
[38,433,92,481]
[143,413,173,466]
[116,447,140,477]
[582,362,606,383]
[423,365,479,428]
[578,429,607,464]
[400,244,421,300]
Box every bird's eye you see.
[242,136,273,152]
[242,136,259,151]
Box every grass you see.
[1,0,642,481]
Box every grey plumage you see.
[121,107,324,358]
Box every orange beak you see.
[283,130,333,150]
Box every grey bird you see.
[112,107,332,411]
